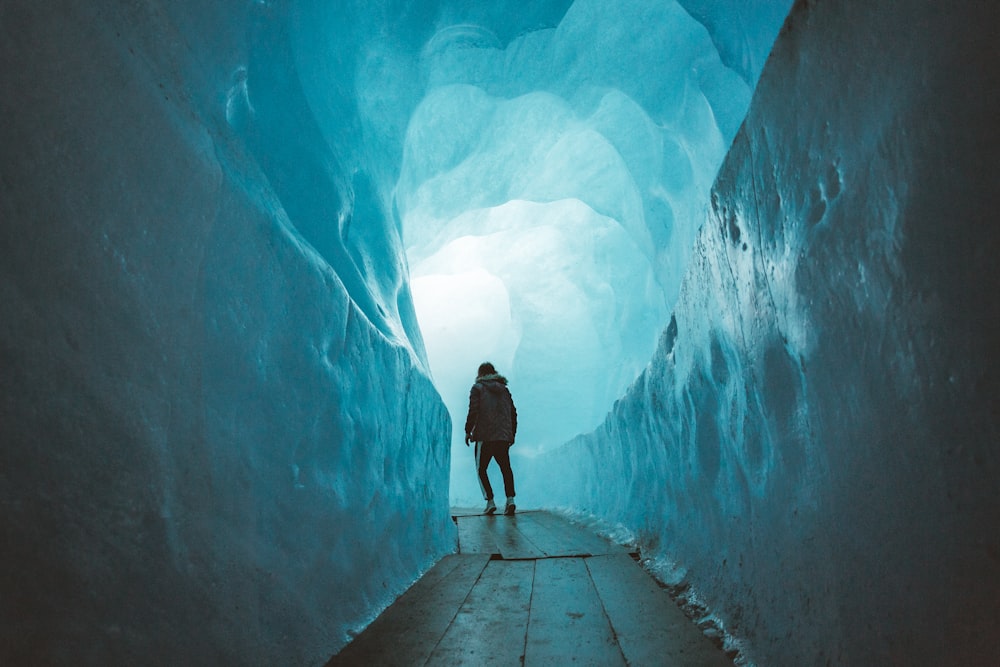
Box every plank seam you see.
[584,557,630,666]
[519,560,537,665]
[420,555,492,667]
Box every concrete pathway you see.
[327,510,733,666]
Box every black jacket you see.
[464,374,517,443]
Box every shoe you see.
[504,499,516,516]
[484,499,497,515]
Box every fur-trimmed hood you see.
[475,373,508,385]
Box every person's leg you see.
[494,442,516,500]
[475,441,495,501]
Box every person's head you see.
[477,362,497,378]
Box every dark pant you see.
[475,441,515,500]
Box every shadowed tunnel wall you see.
[1,0,998,665]
[523,1,1000,664]
[0,2,456,664]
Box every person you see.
[464,362,518,515]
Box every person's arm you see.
[510,392,517,443]
[464,384,480,445]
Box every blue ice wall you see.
[0,2,453,663]
[7,0,995,664]
[526,0,1000,663]
[397,0,793,502]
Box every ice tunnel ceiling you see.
[281,0,794,502]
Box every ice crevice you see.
[1,0,998,666]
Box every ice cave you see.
[1,0,997,664]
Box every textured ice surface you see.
[396,0,791,503]
[522,1,1000,664]
[14,0,969,664]
[0,2,454,664]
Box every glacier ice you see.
[413,199,668,501]
[0,0,794,662]
[12,0,995,666]
[395,0,786,503]
[521,1,1000,665]
[0,1,456,664]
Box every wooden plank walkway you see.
[327,510,733,667]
